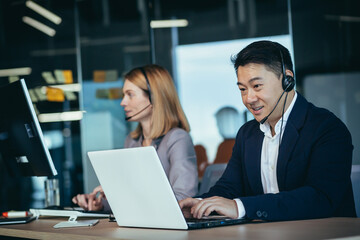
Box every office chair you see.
[213,139,235,164]
[194,144,209,178]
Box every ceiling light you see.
[23,16,56,36]
[150,19,189,29]
[0,67,32,77]
[26,0,62,24]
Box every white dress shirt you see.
[235,92,298,218]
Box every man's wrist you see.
[234,198,246,219]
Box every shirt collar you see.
[260,91,298,137]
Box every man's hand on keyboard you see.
[72,185,105,211]
[179,198,200,218]
[179,197,238,219]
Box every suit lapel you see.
[277,123,299,190]
[244,129,264,194]
[277,93,308,190]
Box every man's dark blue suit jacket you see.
[200,93,356,221]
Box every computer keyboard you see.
[44,206,111,214]
[29,207,111,218]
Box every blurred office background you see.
[0,0,359,211]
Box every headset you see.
[259,46,295,125]
[279,48,295,92]
[139,67,152,104]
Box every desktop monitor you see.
[0,79,57,177]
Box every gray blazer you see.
[125,127,198,200]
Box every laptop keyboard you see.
[186,216,229,223]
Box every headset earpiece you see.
[279,48,295,92]
[283,75,295,92]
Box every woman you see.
[72,64,198,211]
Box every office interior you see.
[0,0,359,213]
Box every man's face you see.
[237,63,284,126]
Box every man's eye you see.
[254,84,261,89]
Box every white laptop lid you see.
[88,146,188,229]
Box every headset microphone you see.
[259,90,286,124]
[125,104,151,121]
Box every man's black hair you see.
[231,40,294,78]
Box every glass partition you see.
[76,0,151,192]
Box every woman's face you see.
[120,79,152,122]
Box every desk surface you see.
[0,217,360,240]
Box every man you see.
[179,40,356,221]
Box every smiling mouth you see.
[251,106,263,111]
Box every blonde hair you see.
[124,64,190,139]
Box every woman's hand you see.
[72,185,105,211]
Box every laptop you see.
[88,146,249,230]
